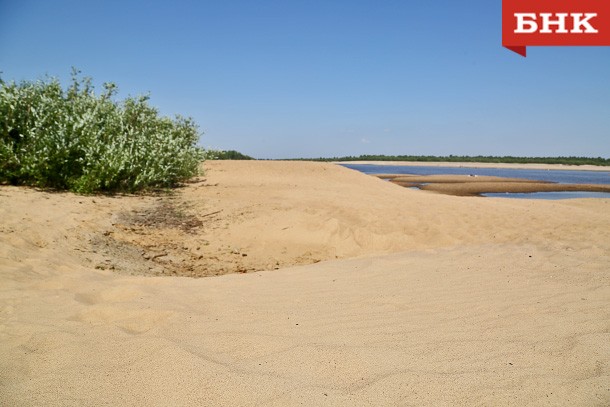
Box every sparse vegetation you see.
[0,70,204,193]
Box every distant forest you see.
[297,155,610,166]
[208,150,253,160]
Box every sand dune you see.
[1,161,609,406]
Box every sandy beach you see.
[1,161,609,406]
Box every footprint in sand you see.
[73,286,142,305]
[72,287,172,334]
[70,306,172,334]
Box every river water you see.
[341,164,610,199]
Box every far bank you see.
[333,160,610,172]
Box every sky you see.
[1,0,609,159]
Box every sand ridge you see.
[1,160,609,406]
[80,161,610,276]
[373,174,610,196]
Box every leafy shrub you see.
[0,71,204,193]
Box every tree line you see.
[297,155,610,166]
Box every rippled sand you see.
[1,161,609,406]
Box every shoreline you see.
[333,160,610,172]
[372,174,610,197]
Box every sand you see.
[371,174,610,197]
[1,161,609,406]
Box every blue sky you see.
[1,0,609,159]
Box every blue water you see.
[484,191,610,200]
[341,164,610,199]
[341,164,610,185]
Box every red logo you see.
[502,0,610,57]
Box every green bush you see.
[0,71,204,193]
